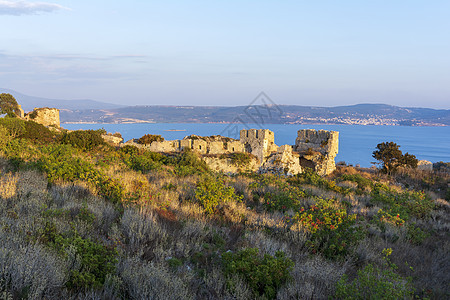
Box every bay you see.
[63,123,450,168]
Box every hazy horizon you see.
[1,1,449,109]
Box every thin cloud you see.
[0,0,67,15]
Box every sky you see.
[0,1,449,108]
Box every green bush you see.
[229,152,252,167]
[339,173,373,194]
[60,130,106,151]
[222,248,293,299]
[406,223,429,245]
[136,134,164,144]
[0,118,55,144]
[335,249,414,299]
[0,117,25,137]
[263,184,307,212]
[295,169,350,195]
[47,232,117,289]
[195,174,242,214]
[172,148,209,176]
[121,148,167,172]
[22,120,55,144]
[295,198,363,258]
[39,144,124,203]
[371,183,434,220]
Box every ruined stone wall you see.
[124,136,245,155]
[17,105,25,118]
[294,129,339,176]
[25,108,60,127]
[122,128,339,176]
[240,129,278,162]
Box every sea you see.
[63,123,450,168]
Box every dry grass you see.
[1,143,449,299]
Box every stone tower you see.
[240,129,278,163]
[294,129,339,175]
[25,108,60,127]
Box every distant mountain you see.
[59,103,450,126]
[0,89,124,111]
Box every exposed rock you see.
[417,160,433,171]
[260,145,302,176]
[25,107,60,127]
[202,155,259,174]
[102,134,124,145]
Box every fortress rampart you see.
[124,128,339,176]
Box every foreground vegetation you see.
[0,117,449,299]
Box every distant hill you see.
[2,89,448,126]
[60,103,450,126]
[0,89,124,111]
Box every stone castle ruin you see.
[125,128,339,176]
[24,107,60,127]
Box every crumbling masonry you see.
[124,128,339,176]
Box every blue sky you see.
[1,1,449,108]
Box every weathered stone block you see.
[25,107,60,127]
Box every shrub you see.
[121,148,167,172]
[195,174,242,214]
[222,248,293,299]
[136,134,164,144]
[49,233,117,290]
[263,184,307,212]
[335,249,414,299]
[0,125,12,149]
[295,198,363,259]
[374,209,405,230]
[406,223,429,245]
[65,236,117,290]
[21,120,55,144]
[172,148,209,176]
[60,129,106,151]
[295,169,350,195]
[229,152,252,167]
[0,118,55,144]
[371,183,434,220]
[39,144,124,203]
[0,117,25,138]
[339,173,373,193]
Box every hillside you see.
[0,118,449,299]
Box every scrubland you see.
[0,118,449,299]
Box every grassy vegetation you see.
[0,118,449,299]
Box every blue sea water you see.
[63,123,450,168]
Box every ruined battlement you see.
[240,129,278,162]
[123,128,339,176]
[125,136,245,155]
[295,129,339,175]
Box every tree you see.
[0,93,21,117]
[372,142,418,173]
[400,152,419,169]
